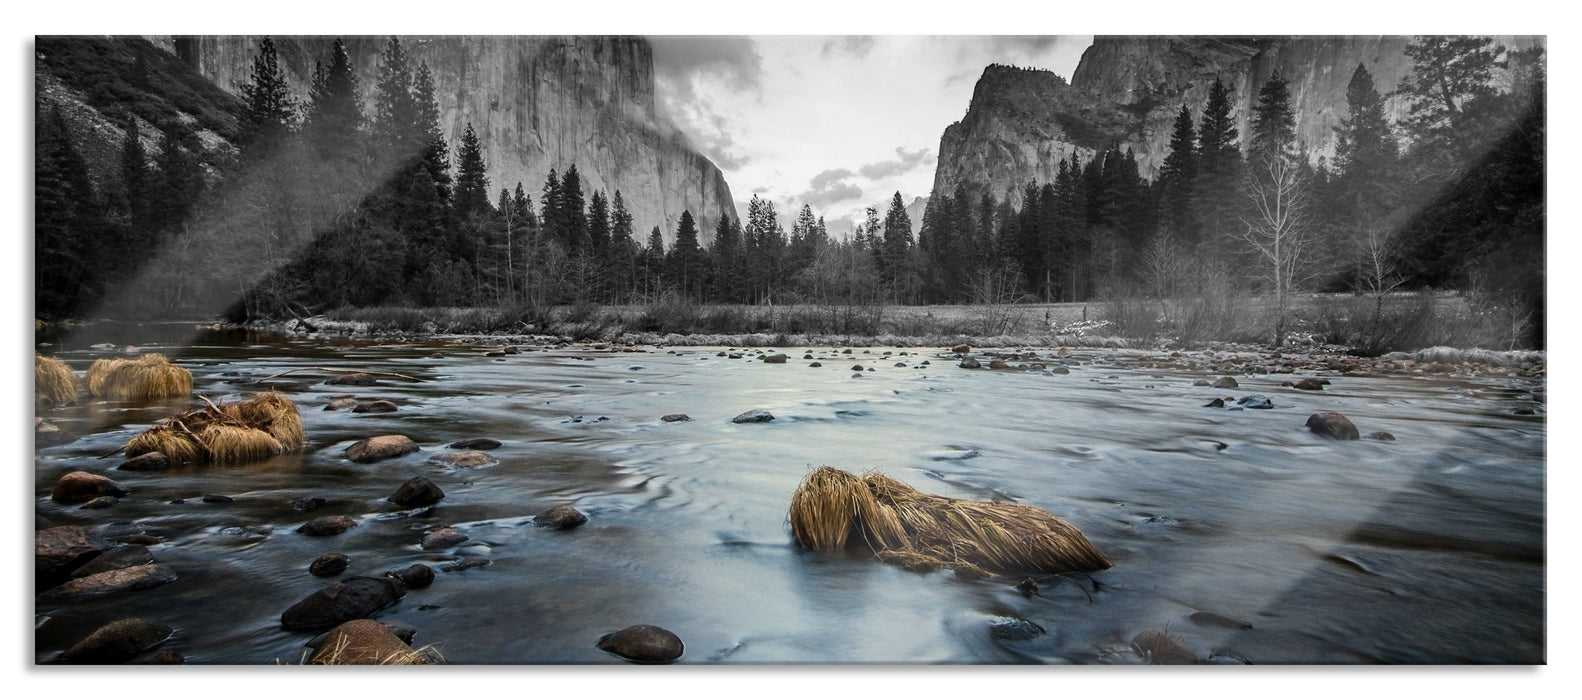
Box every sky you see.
[649,36,1092,236]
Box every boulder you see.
[989,616,1046,641]
[660,413,690,422]
[37,526,104,586]
[389,476,445,508]
[959,357,981,369]
[1203,398,1226,408]
[305,619,424,665]
[1192,378,1210,386]
[280,575,407,630]
[421,527,469,550]
[951,345,971,354]
[69,545,154,579]
[429,451,496,468]
[202,494,234,504]
[345,435,419,463]
[850,365,864,371]
[1236,395,1274,410]
[293,497,328,512]
[52,471,129,504]
[1293,378,1326,391]
[62,618,173,664]
[297,516,358,537]
[326,373,377,386]
[448,438,502,450]
[310,552,351,577]
[988,360,1009,370]
[352,400,400,413]
[1306,412,1360,440]
[323,398,358,411]
[391,564,435,589]
[36,418,77,448]
[42,564,177,598]
[1210,376,1239,389]
[117,452,171,471]
[762,354,788,364]
[808,362,822,368]
[534,505,588,530]
[597,624,684,664]
[731,409,774,424]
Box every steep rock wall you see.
[152,35,737,244]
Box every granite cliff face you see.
[932,36,1540,206]
[153,35,737,244]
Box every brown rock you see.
[1306,412,1360,440]
[62,618,173,664]
[37,526,104,586]
[117,452,171,471]
[280,575,407,630]
[297,516,358,537]
[1293,378,1326,390]
[323,398,358,411]
[1210,376,1239,389]
[951,345,971,354]
[988,360,1009,370]
[310,552,352,577]
[306,619,425,665]
[1365,431,1396,441]
[597,624,684,664]
[42,564,178,598]
[52,471,129,504]
[429,451,496,468]
[36,418,76,448]
[534,505,588,530]
[420,527,469,550]
[326,373,377,386]
[345,435,419,462]
[660,413,690,422]
[388,476,445,508]
[352,400,400,413]
[391,564,435,588]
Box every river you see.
[33,323,1546,664]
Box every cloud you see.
[820,36,875,59]
[649,36,763,172]
[796,168,863,209]
[857,147,935,180]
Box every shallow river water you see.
[33,324,1546,664]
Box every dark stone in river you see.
[1210,376,1239,389]
[345,435,419,462]
[1132,629,1197,664]
[1188,610,1253,630]
[534,505,588,530]
[62,618,173,664]
[421,527,469,550]
[989,616,1046,641]
[280,575,407,630]
[732,409,774,424]
[988,360,1009,370]
[323,398,358,411]
[326,373,378,386]
[850,364,864,371]
[42,564,177,598]
[441,556,491,572]
[1306,412,1360,440]
[37,526,104,587]
[1236,395,1274,409]
[117,452,171,471]
[52,471,129,504]
[1016,577,1039,597]
[35,418,76,447]
[392,564,435,588]
[81,496,120,510]
[297,516,358,537]
[1204,398,1226,408]
[1366,431,1396,441]
[310,552,351,577]
[429,450,496,468]
[1293,378,1326,390]
[808,362,822,367]
[661,413,690,422]
[597,624,684,664]
[762,353,787,363]
[389,476,445,507]
[1192,378,1210,386]
[352,400,400,413]
[449,438,502,450]
[958,357,981,369]
[201,494,234,504]
[293,497,328,512]
[70,545,154,579]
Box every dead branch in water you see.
[252,367,427,383]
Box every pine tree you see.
[1159,103,1199,244]
[1399,35,1503,158]
[668,210,705,298]
[373,37,419,159]
[560,164,588,250]
[1250,72,1297,162]
[609,191,637,301]
[35,105,106,317]
[588,190,611,254]
[880,192,914,299]
[453,122,490,219]
[412,62,451,205]
[539,169,562,246]
[303,38,363,164]
[239,37,297,155]
[118,118,153,236]
[1195,77,1243,256]
[711,211,743,302]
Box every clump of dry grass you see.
[124,392,304,465]
[85,353,192,401]
[789,466,1112,577]
[35,354,78,407]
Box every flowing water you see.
[33,324,1546,664]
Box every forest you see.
[34,36,1546,349]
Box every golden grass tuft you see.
[123,393,305,466]
[35,354,78,407]
[789,466,1112,577]
[85,353,192,401]
[304,636,444,666]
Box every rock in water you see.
[429,451,496,468]
[326,373,378,386]
[310,552,351,577]
[345,435,419,462]
[597,624,684,664]
[1211,376,1239,388]
[281,575,407,630]
[297,516,358,537]
[448,438,502,450]
[117,452,170,471]
[731,409,774,424]
[391,564,435,589]
[51,471,129,504]
[762,353,787,363]
[421,527,469,550]
[660,413,690,422]
[1366,431,1396,441]
[62,618,173,664]
[1293,378,1326,390]
[42,564,177,598]
[69,545,154,579]
[989,616,1046,641]
[958,357,981,369]
[1236,395,1274,410]
[1307,412,1360,440]
[323,398,357,411]
[534,505,588,530]
[37,526,104,587]
[305,619,424,665]
[352,400,399,413]
[389,476,445,507]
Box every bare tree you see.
[1238,155,1315,346]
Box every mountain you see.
[153,35,737,245]
[931,36,1542,207]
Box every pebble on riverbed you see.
[731,409,774,424]
[661,413,691,422]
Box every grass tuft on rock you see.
[124,392,304,465]
[789,466,1112,577]
[85,353,193,401]
[35,354,78,407]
